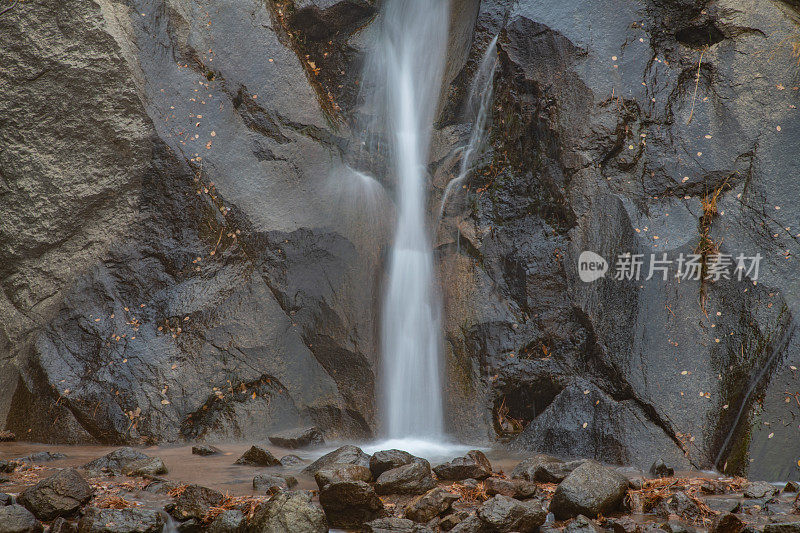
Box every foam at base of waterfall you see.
[363,438,478,462]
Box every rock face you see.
[0,504,43,533]
[234,446,280,467]
[549,461,629,519]
[0,0,798,484]
[77,507,165,533]
[268,427,324,449]
[250,491,327,533]
[319,480,384,528]
[433,451,493,481]
[17,468,93,521]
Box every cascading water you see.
[363,0,450,441]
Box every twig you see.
[0,0,19,18]
[686,48,707,125]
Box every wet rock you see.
[405,487,461,523]
[484,476,537,499]
[168,484,224,521]
[566,515,604,533]
[433,451,493,481]
[49,517,77,533]
[550,461,629,519]
[363,517,435,533]
[191,445,221,457]
[16,452,67,464]
[705,499,741,514]
[83,448,149,474]
[439,508,473,531]
[783,481,800,493]
[17,468,92,521]
[302,445,370,475]
[0,493,12,506]
[268,427,324,449]
[604,516,640,533]
[511,455,584,483]
[77,507,165,533]
[142,479,178,495]
[319,480,383,528]
[0,431,15,442]
[370,449,416,478]
[253,474,298,492]
[121,457,168,477]
[279,455,304,467]
[314,464,371,489]
[375,460,436,495]
[234,446,279,467]
[743,482,779,499]
[478,495,548,532]
[710,513,745,533]
[653,492,703,521]
[0,460,16,473]
[250,491,326,533]
[764,525,800,533]
[207,509,246,533]
[448,512,487,533]
[0,504,42,533]
[659,521,697,533]
[650,460,675,479]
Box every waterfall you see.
[363,0,450,439]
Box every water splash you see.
[437,35,499,228]
[362,0,450,438]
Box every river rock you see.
[234,446,279,467]
[477,495,547,532]
[207,509,246,533]
[654,492,703,521]
[375,460,436,495]
[0,493,12,506]
[16,452,67,464]
[121,457,168,477]
[710,513,745,533]
[511,455,584,483]
[370,449,416,478]
[659,521,697,533]
[405,487,460,523]
[83,448,150,474]
[191,445,221,456]
[650,459,675,478]
[566,515,605,533]
[433,451,492,481]
[250,491,326,533]
[364,517,435,533]
[550,461,629,519]
[279,455,304,467]
[314,464,372,489]
[484,476,537,499]
[49,517,77,533]
[268,427,324,449]
[17,468,92,521]
[0,460,16,473]
[0,504,42,533]
[743,481,779,499]
[319,480,384,528]
[764,525,800,533]
[254,473,298,491]
[0,431,15,442]
[302,445,370,474]
[603,516,640,533]
[77,507,164,533]
[168,484,224,521]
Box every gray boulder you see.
[549,461,629,519]
[405,487,460,523]
[565,515,605,533]
[76,507,164,533]
[279,455,304,467]
[121,457,168,477]
[207,509,246,533]
[484,476,537,499]
[314,464,372,489]
[375,460,436,495]
[83,449,149,474]
[17,469,93,521]
[710,513,745,533]
[250,491,326,533]
[268,427,324,449]
[369,449,416,478]
[234,446,279,467]
[302,445,370,475]
[253,473,298,492]
[743,481,779,499]
[168,484,224,521]
[478,495,548,532]
[512,455,585,483]
[433,451,493,481]
[0,504,43,533]
[319,480,383,528]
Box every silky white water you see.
[363,0,450,438]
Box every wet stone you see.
[78,507,165,533]
[191,444,221,456]
[268,426,324,449]
[433,451,493,481]
[405,487,460,523]
[17,468,92,521]
[743,481,779,499]
[710,513,746,533]
[0,504,43,533]
[650,459,674,478]
[279,454,304,467]
[370,449,416,478]
[234,446,279,467]
[83,448,149,474]
[302,445,370,475]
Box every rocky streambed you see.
[1,434,798,533]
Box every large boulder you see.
[314,464,372,489]
[17,469,93,521]
[168,484,225,521]
[207,509,246,533]
[192,445,221,457]
[511,455,585,483]
[549,461,629,519]
[405,487,460,523]
[484,477,537,499]
[375,460,436,495]
[433,451,493,481]
[250,491,327,533]
[369,449,416,478]
[319,480,384,529]
[121,457,168,477]
[302,445,370,474]
[477,495,547,532]
[234,446,280,467]
[0,504,43,533]
[268,427,324,449]
[76,508,165,533]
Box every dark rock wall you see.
[1,0,799,479]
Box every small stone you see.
[433,450,493,481]
[48,517,77,533]
[191,444,221,456]
[319,480,384,529]
[484,476,537,499]
[566,515,605,533]
[207,509,246,532]
[234,445,279,467]
[0,493,12,506]
[650,459,674,478]
[710,513,745,533]
[654,492,703,521]
[660,520,697,533]
[743,481,779,499]
[17,468,93,521]
[604,516,640,533]
[279,454,304,467]
[364,517,434,532]
[15,452,67,464]
[77,507,165,533]
[0,460,16,474]
[784,481,800,493]
[268,427,324,449]
[512,455,584,483]
[405,487,460,522]
[169,484,224,521]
